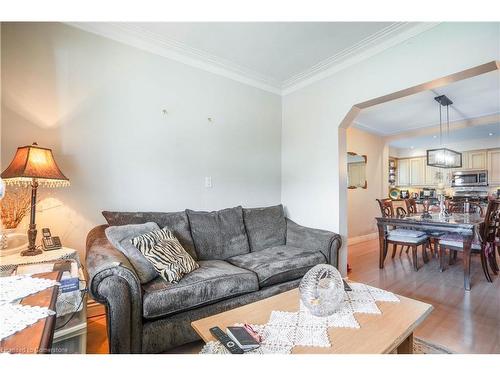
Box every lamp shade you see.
[1,143,69,187]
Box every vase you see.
[299,264,345,317]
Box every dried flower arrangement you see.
[0,186,31,229]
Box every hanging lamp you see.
[426,95,462,169]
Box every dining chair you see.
[447,201,484,216]
[376,199,430,271]
[439,199,500,283]
[445,200,485,264]
[404,198,442,258]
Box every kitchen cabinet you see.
[425,164,451,186]
[487,148,500,186]
[410,158,426,186]
[462,150,487,170]
[396,157,425,186]
[397,159,410,186]
[425,165,439,186]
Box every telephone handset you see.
[42,228,62,251]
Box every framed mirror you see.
[347,152,367,189]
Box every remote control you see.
[209,326,244,354]
[343,279,352,292]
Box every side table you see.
[0,247,88,353]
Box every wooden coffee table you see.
[191,287,433,354]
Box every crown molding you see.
[66,22,283,95]
[282,22,441,95]
[67,22,440,97]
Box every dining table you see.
[376,212,485,291]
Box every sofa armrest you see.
[285,218,342,268]
[85,225,143,353]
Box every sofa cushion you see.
[186,206,250,260]
[243,204,286,252]
[105,222,160,284]
[102,211,197,259]
[142,260,258,319]
[227,245,326,287]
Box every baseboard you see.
[87,298,106,318]
[348,232,378,245]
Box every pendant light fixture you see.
[426,95,462,169]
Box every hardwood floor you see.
[348,239,500,354]
[87,238,500,354]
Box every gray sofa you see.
[85,204,341,353]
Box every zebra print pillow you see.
[131,228,199,283]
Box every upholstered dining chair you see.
[439,199,500,283]
[447,201,484,216]
[376,199,430,271]
[404,198,443,258]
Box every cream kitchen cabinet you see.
[409,157,426,186]
[397,159,410,186]
[487,149,500,186]
[397,157,426,186]
[425,164,451,186]
[425,165,439,186]
[462,150,487,170]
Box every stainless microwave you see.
[451,170,488,187]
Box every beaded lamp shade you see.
[1,143,69,187]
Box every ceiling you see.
[390,121,500,149]
[124,22,395,84]
[69,22,438,94]
[354,70,500,136]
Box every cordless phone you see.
[42,228,62,251]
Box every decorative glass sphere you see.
[299,264,345,317]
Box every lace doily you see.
[0,303,55,340]
[0,275,59,303]
[201,282,399,354]
[0,247,79,274]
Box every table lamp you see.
[1,143,69,256]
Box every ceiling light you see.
[489,132,494,136]
[433,135,437,139]
[426,95,462,169]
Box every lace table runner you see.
[0,275,59,303]
[0,303,55,341]
[0,247,79,275]
[200,283,399,354]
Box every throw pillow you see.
[102,210,198,260]
[243,204,286,252]
[131,228,199,283]
[186,206,250,260]
[105,222,160,284]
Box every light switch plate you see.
[205,176,212,188]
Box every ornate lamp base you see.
[21,223,42,256]
[21,248,43,256]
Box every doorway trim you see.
[337,60,500,275]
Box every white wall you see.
[1,23,282,257]
[346,127,385,239]
[282,22,500,274]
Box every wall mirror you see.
[347,152,367,189]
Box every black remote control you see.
[209,326,244,354]
[343,279,352,292]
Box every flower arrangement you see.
[0,186,31,229]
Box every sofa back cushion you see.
[102,211,197,260]
[186,206,250,260]
[105,222,160,284]
[243,204,286,252]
